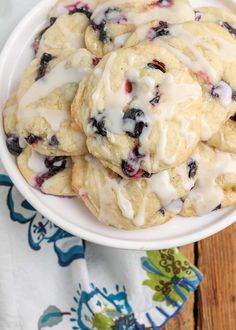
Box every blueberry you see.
[123,108,148,138]
[187,160,197,179]
[121,146,151,178]
[159,208,165,216]
[90,114,107,136]
[68,5,92,18]
[6,134,23,156]
[232,91,236,102]
[48,135,59,146]
[212,204,221,212]
[44,156,67,175]
[91,20,110,43]
[92,57,101,66]
[220,21,236,37]
[35,53,54,81]
[25,134,42,145]
[35,172,51,187]
[150,88,161,106]
[147,60,166,73]
[231,114,236,121]
[194,10,202,21]
[151,0,173,7]
[150,21,169,40]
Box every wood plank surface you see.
[197,223,236,330]
[163,244,195,330]
[163,222,236,329]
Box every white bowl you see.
[0,0,235,250]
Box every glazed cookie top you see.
[72,43,202,177]
[34,13,90,56]
[17,146,75,196]
[33,0,98,54]
[16,49,94,156]
[85,0,194,57]
[72,153,197,229]
[195,6,236,38]
[3,95,27,156]
[49,0,97,17]
[126,21,236,140]
[178,143,236,217]
[207,118,236,154]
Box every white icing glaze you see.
[148,171,177,206]
[175,162,195,191]
[154,31,218,84]
[212,81,233,107]
[28,150,46,173]
[140,73,201,166]
[189,148,236,215]
[17,107,69,132]
[166,198,183,214]
[91,52,131,134]
[114,32,132,48]
[19,52,91,107]
[92,0,194,26]
[133,190,147,227]
[110,180,134,219]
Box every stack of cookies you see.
[3,0,236,229]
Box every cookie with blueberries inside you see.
[72,43,202,178]
[71,153,197,229]
[16,48,94,156]
[17,146,75,196]
[84,0,195,57]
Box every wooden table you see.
[163,222,236,330]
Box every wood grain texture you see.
[163,244,195,330]
[197,223,236,330]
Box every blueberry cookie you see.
[17,146,75,196]
[207,118,236,154]
[3,95,27,156]
[17,49,94,156]
[34,13,90,57]
[72,153,197,229]
[126,21,236,140]
[194,6,236,38]
[179,143,236,217]
[85,0,194,57]
[49,0,96,18]
[72,43,202,177]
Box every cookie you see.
[126,21,236,140]
[17,146,75,196]
[85,0,194,57]
[34,13,90,56]
[16,49,94,156]
[3,95,26,156]
[71,153,197,229]
[207,118,236,154]
[179,143,236,217]
[195,6,236,38]
[49,0,96,17]
[72,43,202,177]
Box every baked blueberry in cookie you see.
[187,160,198,179]
[150,0,173,8]
[147,60,166,73]
[147,21,169,40]
[90,113,107,136]
[123,108,148,138]
[68,5,91,18]
[6,134,23,156]
[25,134,42,145]
[35,53,54,81]
[33,17,57,53]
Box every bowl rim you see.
[0,0,235,250]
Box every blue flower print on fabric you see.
[0,174,85,267]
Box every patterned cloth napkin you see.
[0,2,202,329]
[0,162,202,330]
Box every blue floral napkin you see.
[0,163,202,330]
